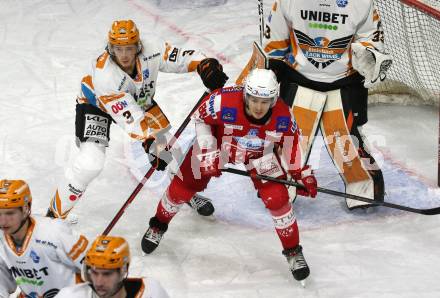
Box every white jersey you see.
[0,216,88,297]
[79,37,206,141]
[263,0,385,82]
[56,277,170,298]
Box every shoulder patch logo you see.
[336,0,348,8]
[221,107,237,123]
[30,250,40,264]
[276,116,290,132]
[142,69,150,80]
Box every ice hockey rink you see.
[1,0,439,297]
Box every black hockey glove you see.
[143,137,172,171]
[197,58,229,91]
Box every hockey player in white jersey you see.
[56,235,169,298]
[259,0,392,209]
[0,180,89,297]
[46,19,228,221]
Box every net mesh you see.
[370,0,440,106]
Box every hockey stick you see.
[222,167,440,215]
[235,0,268,84]
[103,91,209,235]
[258,0,264,47]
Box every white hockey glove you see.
[351,43,393,88]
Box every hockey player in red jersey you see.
[45,20,228,221]
[141,69,318,282]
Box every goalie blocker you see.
[270,59,384,210]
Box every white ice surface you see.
[0,0,439,297]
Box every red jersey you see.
[192,86,302,171]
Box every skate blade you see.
[299,279,307,288]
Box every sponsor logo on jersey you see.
[36,239,58,249]
[30,250,40,264]
[117,76,127,91]
[84,114,109,141]
[336,0,348,8]
[224,124,243,130]
[300,10,348,24]
[9,265,49,285]
[233,129,270,150]
[294,29,353,69]
[143,69,150,80]
[248,128,259,137]
[111,100,128,114]
[208,94,217,119]
[143,52,160,61]
[266,130,282,140]
[221,107,237,123]
[222,86,243,93]
[319,0,332,8]
[308,22,339,31]
[291,119,298,134]
[276,116,290,132]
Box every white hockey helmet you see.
[244,68,279,107]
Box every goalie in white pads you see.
[262,0,392,209]
[57,235,169,298]
[0,180,88,297]
[46,20,228,221]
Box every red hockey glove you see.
[290,166,318,198]
[197,149,221,178]
[143,136,172,171]
[197,58,229,91]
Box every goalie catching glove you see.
[197,58,229,91]
[351,43,393,88]
[290,166,318,198]
[143,136,173,171]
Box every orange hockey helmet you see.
[0,180,32,209]
[85,235,130,270]
[108,20,140,46]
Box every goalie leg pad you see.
[76,103,112,147]
[320,90,377,209]
[288,85,327,163]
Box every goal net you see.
[370,0,440,105]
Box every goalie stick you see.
[222,167,440,215]
[235,0,269,84]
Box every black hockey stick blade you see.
[221,167,440,215]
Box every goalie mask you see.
[244,68,279,107]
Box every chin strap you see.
[10,212,30,236]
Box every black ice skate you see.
[186,194,215,216]
[283,245,310,286]
[141,217,168,254]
